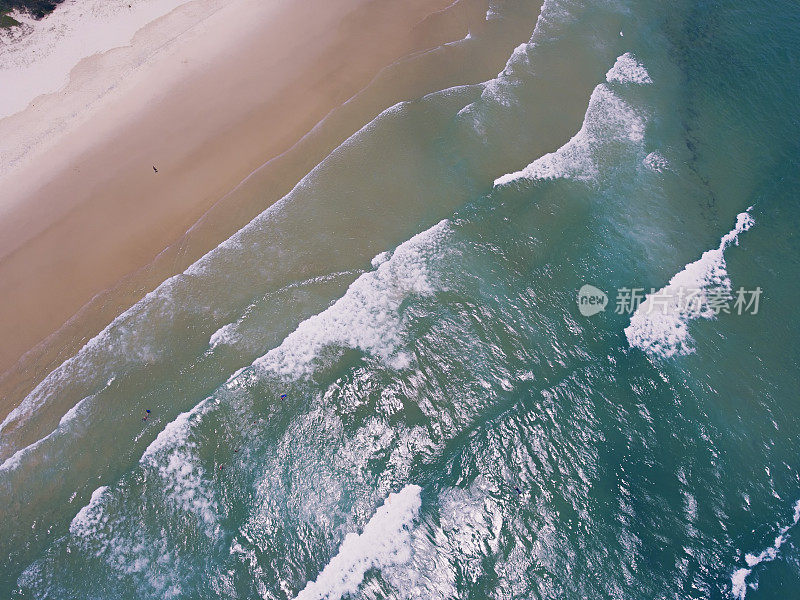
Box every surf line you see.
[731,499,800,599]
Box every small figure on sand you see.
[153,165,158,173]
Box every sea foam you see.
[624,209,755,359]
[605,52,653,85]
[380,480,503,598]
[643,150,669,172]
[0,390,95,473]
[493,79,648,186]
[69,485,111,539]
[253,221,450,379]
[492,52,651,187]
[293,484,422,600]
[140,397,220,528]
[731,499,800,599]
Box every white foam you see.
[479,43,533,108]
[493,81,646,186]
[370,251,391,269]
[60,400,223,591]
[67,482,183,589]
[381,480,502,598]
[730,499,800,599]
[625,209,755,358]
[235,404,437,594]
[643,150,668,172]
[731,568,750,600]
[69,485,111,538]
[209,322,237,349]
[208,269,365,351]
[529,0,579,45]
[294,484,422,600]
[605,52,653,85]
[492,52,652,187]
[455,4,548,132]
[0,390,95,473]
[140,397,220,527]
[253,221,450,379]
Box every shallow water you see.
[2,0,800,598]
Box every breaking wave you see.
[625,209,755,358]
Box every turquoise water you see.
[2,0,800,598]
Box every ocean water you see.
[2,0,800,598]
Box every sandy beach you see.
[0,0,499,418]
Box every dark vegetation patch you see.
[0,12,21,27]
[1,0,64,22]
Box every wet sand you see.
[0,0,538,421]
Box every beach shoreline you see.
[0,0,502,421]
